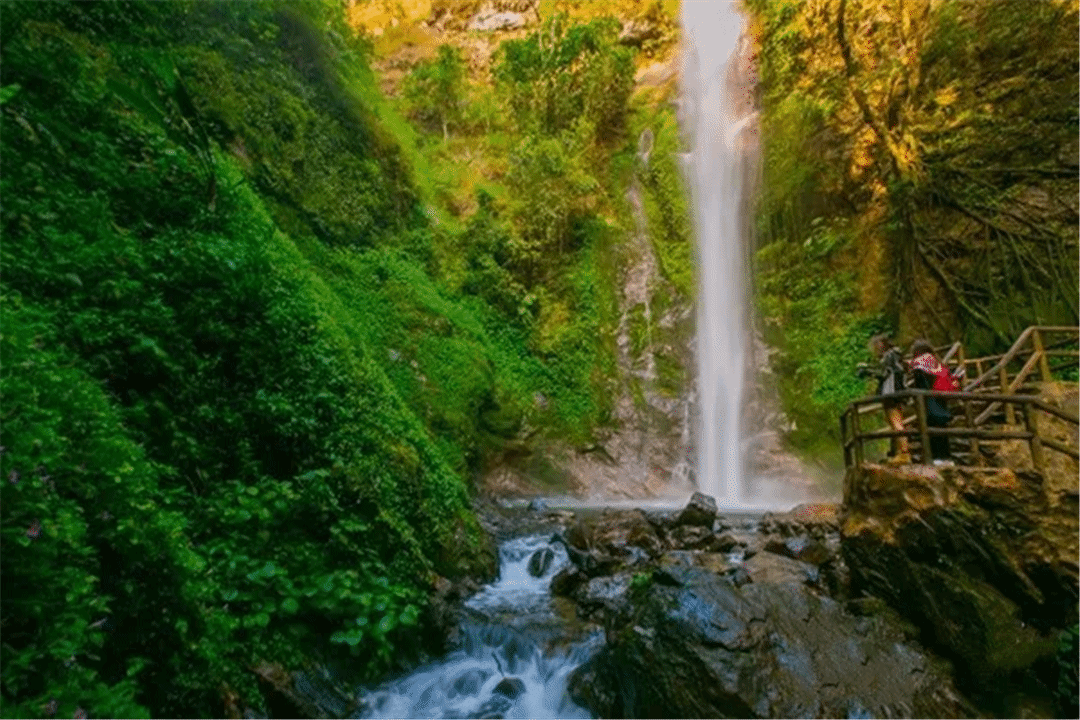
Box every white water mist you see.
[680,2,755,506]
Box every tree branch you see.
[915,241,1010,345]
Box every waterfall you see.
[679,2,756,506]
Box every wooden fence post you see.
[1000,367,1016,424]
[962,396,981,466]
[1022,401,1046,473]
[1032,328,1052,382]
[915,394,932,465]
[851,406,864,468]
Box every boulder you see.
[763,535,832,566]
[549,566,587,598]
[668,523,720,551]
[492,677,526,699]
[675,491,717,528]
[568,567,971,718]
[468,10,526,32]
[526,547,554,577]
[564,509,665,560]
[577,573,634,616]
[714,531,742,553]
[841,463,1078,702]
[742,550,820,587]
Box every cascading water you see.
[356,535,599,719]
[680,2,756,506]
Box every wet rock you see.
[492,677,526,699]
[527,547,555,577]
[564,509,664,561]
[764,535,832,566]
[675,491,717,528]
[791,502,840,530]
[449,668,491,698]
[742,550,820,587]
[251,662,359,719]
[474,694,511,719]
[694,552,737,576]
[842,463,1077,700]
[657,550,696,569]
[714,531,741,553]
[527,498,549,513]
[668,523,719,551]
[549,565,587,597]
[578,573,634,614]
[567,567,972,719]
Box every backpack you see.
[912,352,960,393]
[932,368,960,393]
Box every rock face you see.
[841,462,1078,704]
[568,566,970,719]
[555,499,972,718]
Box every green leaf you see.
[0,84,21,105]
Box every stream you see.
[356,534,602,719]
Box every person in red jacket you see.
[909,339,960,464]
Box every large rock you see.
[675,491,718,528]
[567,567,971,718]
[841,463,1078,701]
[564,509,665,560]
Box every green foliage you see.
[756,221,888,458]
[494,13,634,145]
[639,107,694,297]
[0,298,191,719]
[1,4,641,715]
[403,44,465,137]
[0,3,491,716]
[504,130,600,285]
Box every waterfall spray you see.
[680,2,755,506]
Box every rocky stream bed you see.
[258,462,1077,719]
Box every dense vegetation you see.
[0,2,647,716]
[747,0,1079,455]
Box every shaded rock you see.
[527,498,549,513]
[675,491,718,527]
[657,550,696,569]
[742,550,820,587]
[668,523,719,551]
[714,531,741,553]
[763,535,832,566]
[841,463,1077,702]
[568,568,971,719]
[251,662,358,719]
[549,566,587,598]
[578,573,634,615]
[492,677,525,699]
[694,552,737,576]
[564,509,664,560]
[527,547,554,577]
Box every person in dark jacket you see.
[864,334,910,463]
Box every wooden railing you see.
[840,389,1079,472]
[926,327,1078,427]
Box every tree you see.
[403,43,464,140]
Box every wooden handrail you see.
[841,388,1078,471]
[963,326,1078,392]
